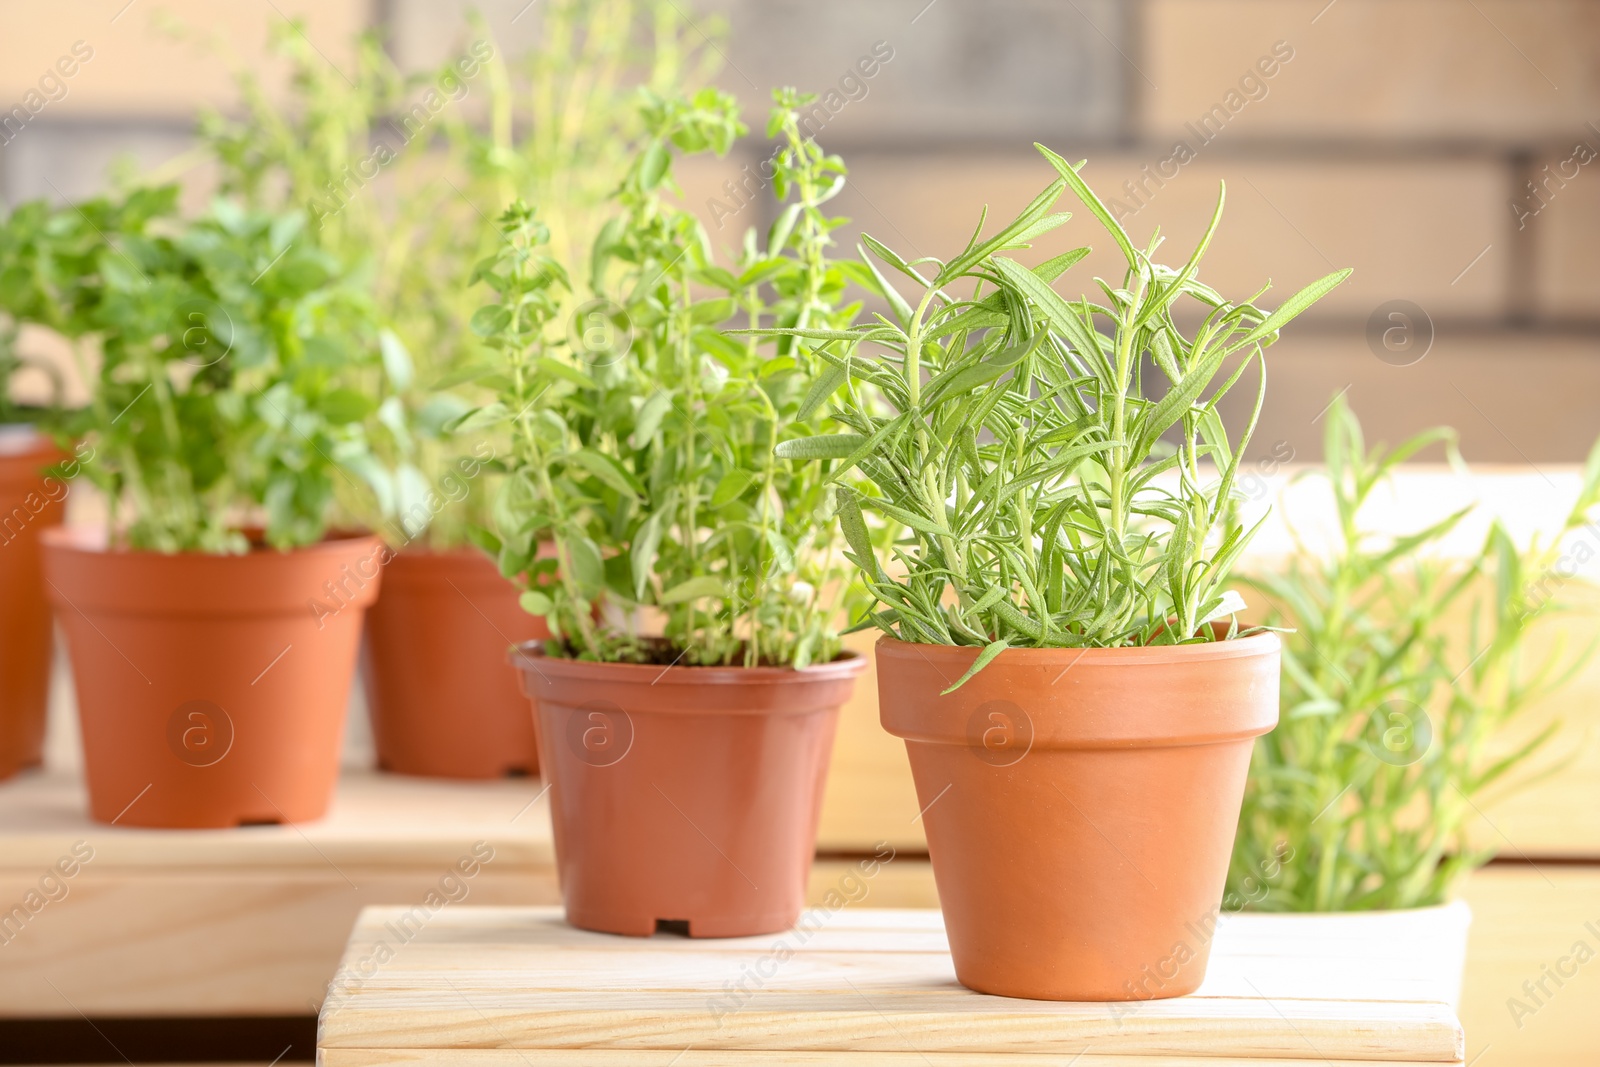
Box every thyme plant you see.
[1229,397,1600,910]
[773,145,1349,687]
[464,89,864,668]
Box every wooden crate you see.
[0,770,558,1016]
[317,904,1469,1065]
[806,859,1599,1067]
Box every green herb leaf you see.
[379,330,414,392]
[570,449,643,500]
[774,433,869,460]
[470,304,512,337]
[660,575,724,604]
[711,468,758,508]
[941,639,1010,695]
[797,362,849,420]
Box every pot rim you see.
[41,523,381,559]
[875,629,1281,666]
[385,543,492,560]
[0,423,50,453]
[1249,898,1471,923]
[510,642,866,686]
[42,526,387,617]
[373,544,524,600]
[383,539,557,559]
[876,629,1279,748]
[0,428,67,478]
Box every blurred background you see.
[4,0,1599,462]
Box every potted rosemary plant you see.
[776,145,1349,999]
[1228,398,1600,989]
[467,89,867,937]
[198,2,722,778]
[32,186,390,827]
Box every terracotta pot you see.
[513,647,864,937]
[0,429,67,780]
[42,527,383,828]
[876,632,1279,1001]
[363,547,549,778]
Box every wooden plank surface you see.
[320,1054,1461,1067]
[0,771,558,1016]
[823,860,1600,1067]
[0,770,1586,1067]
[318,906,1467,1063]
[0,769,555,868]
[1457,867,1600,1067]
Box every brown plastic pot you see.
[0,429,66,780]
[362,547,549,778]
[42,527,383,828]
[877,632,1279,1001]
[513,647,864,938]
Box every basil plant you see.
[0,184,387,553]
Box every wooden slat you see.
[0,769,555,868]
[805,859,1600,1067]
[318,906,1466,1063]
[0,772,558,1017]
[322,1053,1460,1067]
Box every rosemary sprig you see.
[771,145,1349,675]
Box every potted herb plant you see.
[1227,397,1600,993]
[33,185,390,828]
[0,234,71,779]
[0,392,64,782]
[776,145,1349,999]
[196,2,723,778]
[468,89,867,937]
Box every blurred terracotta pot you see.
[0,429,67,780]
[876,632,1279,1001]
[363,547,548,778]
[42,527,382,828]
[513,647,864,938]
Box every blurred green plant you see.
[463,88,866,668]
[769,144,1348,688]
[190,1,721,548]
[0,184,385,552]
[1229,396,1600,910]
[0,312,64,429]
[0,189,118,431]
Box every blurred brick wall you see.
[4,0,1599,460]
